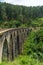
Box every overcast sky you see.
[0,0,43,6]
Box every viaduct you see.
[0,28,31,62]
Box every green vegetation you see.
[0,2,43,21]
[0,55,43,65]
[0,2,43,65]
[0,2,43,28]
[31,18,43,27]
[0,18,43,28]
[0,20,22,28]
[24,29,43,61]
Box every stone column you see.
[0,40,3,62]
[22,29,25,42]
[6,33,12,61]
[14,31,18,57]
[19,29,25,54]
[12,31,16,59]
[18,30,23,54]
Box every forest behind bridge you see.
[0,2,43,28]
[0,2,43,65]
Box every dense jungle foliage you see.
[0,2,43,21]
[0,2,43,28]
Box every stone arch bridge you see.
[0,28,31,62]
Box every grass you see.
[0,55,43,65]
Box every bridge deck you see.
[0,28,29,35]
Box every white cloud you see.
[1,0,43,6]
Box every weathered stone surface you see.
[0,28,31,62]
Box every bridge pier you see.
[18,30,23,54]
[12,32,16,59]
[14,31,19,57]
[0,41,3,62]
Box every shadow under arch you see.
[10,34,14,61]
[16,31,20,55]
[2,38,9,61]
[15,31,20,56]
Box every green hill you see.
[0,2,43,28]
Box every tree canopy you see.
[0,2,43,21]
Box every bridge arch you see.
[2,38,9,61]
[0,28,30,62]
